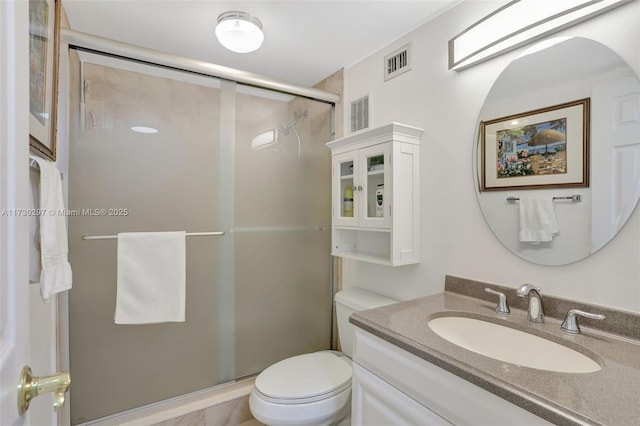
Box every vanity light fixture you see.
[517,36,574,59]
[448,0,631,71]
[215,11,264,53]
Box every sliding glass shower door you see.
[67,51,333,424]
[234,86,333,377]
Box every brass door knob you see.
[17,366,70,415]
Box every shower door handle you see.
[17,366,71,415]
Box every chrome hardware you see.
[357,185,363,191]
[506,195,582,203]
[516,284,544,323]
[82,231,225,240]
[561,309,606,334]
[484,288,510,315]
[18,366,70,415]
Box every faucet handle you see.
[484,288,510,315]
[561,309,606,334]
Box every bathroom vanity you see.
[351,329,551,425]
[350,276,640,425]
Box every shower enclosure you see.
[66,44,336,423]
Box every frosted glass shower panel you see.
[234,85,333,377]
[68,56,225,423]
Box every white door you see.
[590,76,640,253]
[1,1,31,424]
[1,2,66,425]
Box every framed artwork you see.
[29,0,61,160]
[480,98,590,191]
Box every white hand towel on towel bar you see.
[518,198,558,243]
[115,231,186,324]
[29,155,73,300]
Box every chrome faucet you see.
[516,284,544,323]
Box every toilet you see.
[249,287,397,426]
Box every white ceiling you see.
[63,0,462,87]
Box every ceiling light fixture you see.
[215,11,264,53]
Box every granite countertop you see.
[349,276,640,426]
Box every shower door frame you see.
[61,29,340,106]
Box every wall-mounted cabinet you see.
[326,123,423,266]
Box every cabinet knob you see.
[357,185,363,191]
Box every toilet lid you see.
[255,352,352,400]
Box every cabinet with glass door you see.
[326,123,423,266]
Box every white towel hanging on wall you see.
[29,164,42,283]
[518,198,558,243]
[29,155,73,300]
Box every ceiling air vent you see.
[351,95,369,133]
[384,43,412,81]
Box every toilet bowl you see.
[249,288,397,426]
[249,352,352,426]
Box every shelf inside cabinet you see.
[333,225,390,233]
[332,228,391,264]
[331,250,396,266]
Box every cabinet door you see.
[352,364,452,426]
[332,151,359,227]
[358,143,391,228]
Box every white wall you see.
[342,1,640,312]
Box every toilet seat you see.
[254,352,352,404]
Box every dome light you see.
[215,11,264,53]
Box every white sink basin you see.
[428,316,602,373]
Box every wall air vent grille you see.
[384,43,412,81]
[351,95,369,133]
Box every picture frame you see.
[29,0,61,161]
[480,98,590,191]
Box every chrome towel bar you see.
[506,195,582,203]
[81,231,225,241]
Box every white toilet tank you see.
[334,288,397,358]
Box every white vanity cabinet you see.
[352,329,553,426]
[326,123,422,266]
[352,363,452,425]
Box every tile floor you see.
[152,395,264,426]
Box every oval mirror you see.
[474,37,640,265]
